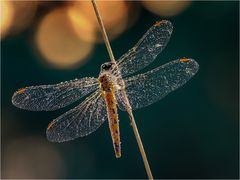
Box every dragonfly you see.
[12,20,199,158]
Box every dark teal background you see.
[1,1,239,179]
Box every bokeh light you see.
[67,1,130,43]
[9,1,38,34]
[35,8,94,69]
[142,1,191,17]
[0,0,14,39]
[2,136,66,179]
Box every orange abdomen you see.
[104,91,121,158]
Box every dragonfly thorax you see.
[99,62,125,92]
[98,74,115,92]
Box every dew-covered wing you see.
[46,90,107,142]
[116,20,173,77]
[12,77,98,111]
[117,58,199,110]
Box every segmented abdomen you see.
[104,91,121,158]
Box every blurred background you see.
[1,1,239,179]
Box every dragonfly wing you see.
[116,20,173,77]
[46,90,107,142]
[117,58,199,110]
[12,77,98,111]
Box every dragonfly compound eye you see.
[101,62,113,71]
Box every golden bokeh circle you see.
[35,8,94,69]
[142,1,191,17]
[0,1,14,39]
[67,1,129,43]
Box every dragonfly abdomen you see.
[105,91,121,158]
[99,75,121,158]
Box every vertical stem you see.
[122,91,154,180]
[91,0,116,63]
[128,111,153,179]
[91,1,153,179]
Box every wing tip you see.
[47,121,55,130]
[46,121,58,142]
[46,127,56,142]
[180,57,191,63]
[11,91,21,107]
[46,124,76,143]
[154,21,161,27]
[154,20,173,31]
[11,87,29,109]
[179,58,199,75]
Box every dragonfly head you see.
[100,62,114,72]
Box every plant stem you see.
[91,1,153,179]
[91,0,116,63]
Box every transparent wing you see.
[12,77,98,111]
[116,58,199,110]
[46,90,107,142]
[116,20,173,77]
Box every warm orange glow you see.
[154,21,161,27]
[47,121,54,130]
[16,88,26,95]
[67,4,96,43]
[0,0,14,39]
[142,1,191,17]
[67,1,130,43]
[180,58,190,63]
[3,137,66,178]
[35,8,93,69]
[9,1,38,34]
